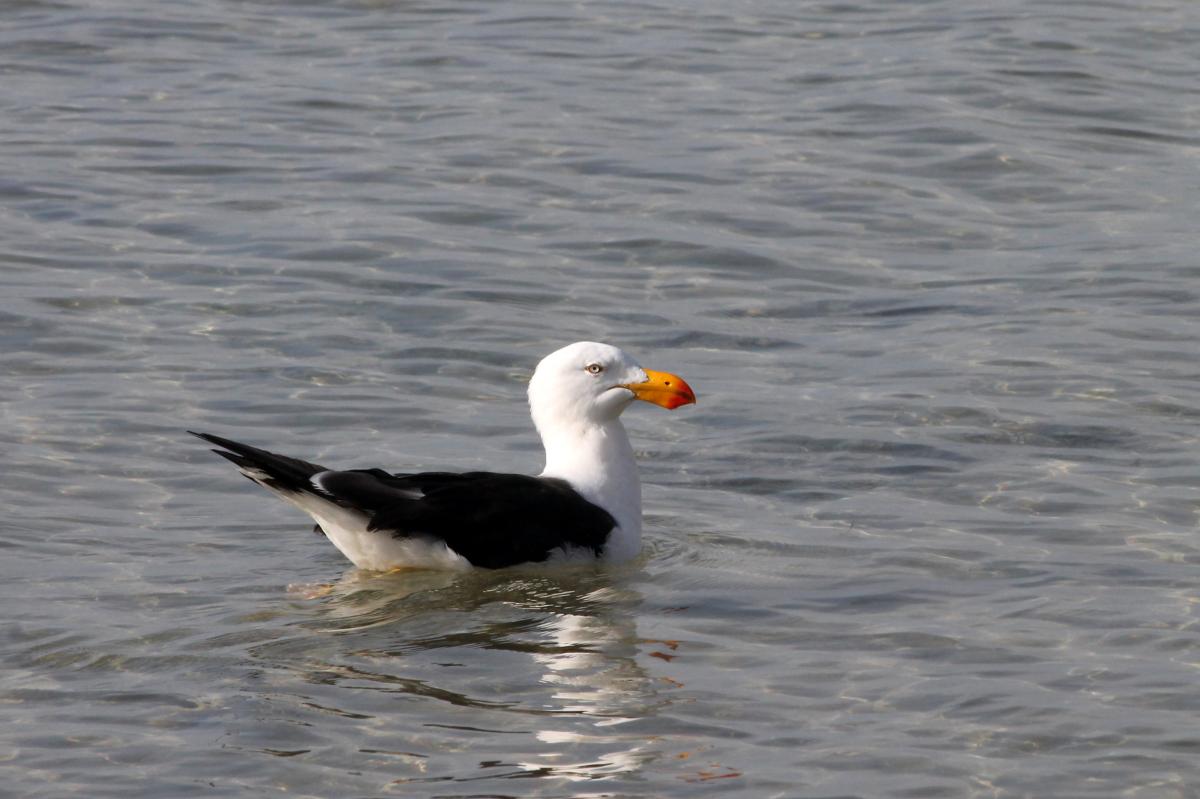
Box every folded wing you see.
[192,432,615,569]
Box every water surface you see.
[3,0,1200,796]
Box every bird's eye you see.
[585,363,604,375]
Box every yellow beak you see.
[623,369,696,410]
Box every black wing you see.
[316,470,616,569]
[192,431,615,569]
[191,431,329,491]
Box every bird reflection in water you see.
[252,564,678,788]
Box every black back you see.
[318,469,616,569]
[193,431,617,570]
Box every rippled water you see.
[4,1,1200,796]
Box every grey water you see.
[3,0,1200,796]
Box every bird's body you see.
[193,342,694,570]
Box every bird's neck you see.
[539,419,642,559]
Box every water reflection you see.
[245,565,669,788]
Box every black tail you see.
[189,431,329,494]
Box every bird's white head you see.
[528,341,696,433]
[529,342,695,559]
